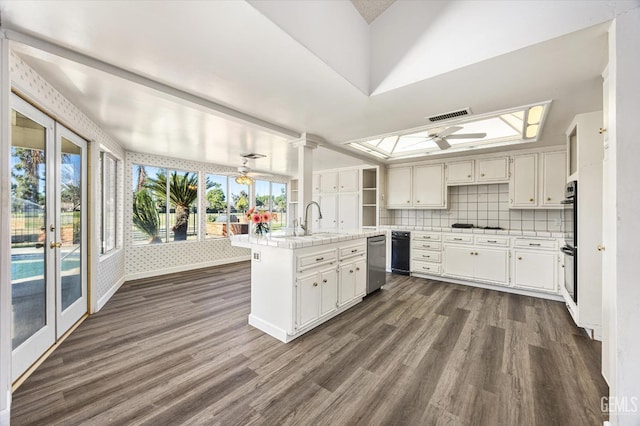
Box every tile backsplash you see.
[380,183,562,232]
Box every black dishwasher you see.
[391,231,410,275]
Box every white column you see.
[0,34,13,422]
[609,6,640,426]
[291,133,321,231]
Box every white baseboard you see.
[0,390,10,426]
[124,256,251,281]
[96,276,126,312]
[248,314,288,342]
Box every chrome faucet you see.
[300,201,323,236]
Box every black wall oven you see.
[562,181,577,303]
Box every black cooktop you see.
[451,223,503,230]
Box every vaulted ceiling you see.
[0,0,634,176]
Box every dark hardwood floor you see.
[11,262,608,425]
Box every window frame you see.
[100,151,118,255]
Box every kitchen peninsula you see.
[231,230,384,342]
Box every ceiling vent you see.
[241,153,266,160]
[427,108,472,122]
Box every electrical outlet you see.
[253,251,261,262]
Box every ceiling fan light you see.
[235,175,254,185]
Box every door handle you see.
[597,245,605,252]
[50,241,62,249]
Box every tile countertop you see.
[379,225,564,239]
[230,229,386,250]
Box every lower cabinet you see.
[443,245,509,285]
[513,249,557,292]
[338,257,366,306]
[296,267,338,330]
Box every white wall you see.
[610,6,640,425]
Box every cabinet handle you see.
[423,236,431,239]
[350,270,354,273]
[423,245,431,248]
[518,256,522,260]
[407,200,410,203]
[599,127,607,134]
[470,252,474,255]
[547,197,551,201]
[528,243,541,247]
[417,200,420,203]
[481,173,485,177]
[474,252,479,256]
[454,238,463,241]
[529,198,534,202]
[313,282,318,287]
[323,279,327,283]
[467,174,471,178]
[351,249,358,253]
[487,240,497,243]
[315,257,324,261]
[356,267,360,271]
[423,255,430,258]
[422,267,431,270]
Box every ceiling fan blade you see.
[434,137,451,150]
[444,132,487,139]
[247,172,273,177]
[436,126,463,138]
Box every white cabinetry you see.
[338,193,359,231]
[296,267,338,329]
[443,235,509,286]
[386,167,412,208]
[317,193,338,230]
[411,231,443,275]
[510,150,566,209]
[446,160,474,184]
[513,250,557,293]
[319,169,359,193]
[387,164,446,209]
[476,157,509,182]
[413,164,446,208]
[339,257,366,306]
[320,171,338,193]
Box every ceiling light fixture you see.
[235,175,254,185]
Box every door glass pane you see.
[60,137,82,312]
[132,165,166,244]
[205,174,228,239]
[11,110,47,349]
[168,170,198,242]
[229,180,249,235]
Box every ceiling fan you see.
[233,159,272,185]
[403,126,487,151]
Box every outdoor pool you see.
[11,253,80,281]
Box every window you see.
[132,165,198,244]
[205,174,229,238]
[254,180,287,230]
[229,179,250,236]
[100,152,118,254]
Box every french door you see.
[10,94,88,381]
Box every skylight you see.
[347,102,550,160]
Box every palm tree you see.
[147,171,198,241]
[133,190,161,243]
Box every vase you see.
[253,222,269,237]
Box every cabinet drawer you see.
[339,244,366,260]
[297,249,337,271]
[412,261,441,275]
[514,239,557,250]
[413,251,441,263]
[443,234,473,244]
[412,241,442,251]
[412,232,441,242]
[475,236,510,247]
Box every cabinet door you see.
[313,174,321,193]
[354,258,367,297]
[318,194,338,231]
[386,167,412,208]
[540,151,566,207]
[477,157,509,182]
[446,160,474,185]
[474,247,509,285]
[443,246,475,279]
[339,169,359,192]
[513,250,556,292]
[413,164,445,208]
[339,263,356,306]
[338,193,359,231]
[320,268,338,316]
[296,273,321,329]
[511,154,537,207]
[320,172,338,193]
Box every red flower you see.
[262,212,272,222]
[251,213,262,224]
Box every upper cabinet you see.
[446,160,474,185]
[446,157,509,185]
[318,169,359,193]
[413,164,446,208]
[510,150,566,209]
[476,157,509,182]
[387,164,446,209]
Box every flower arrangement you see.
[246,207,277,236]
